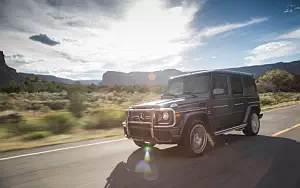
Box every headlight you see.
[162,111,169,120]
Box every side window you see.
[213,74,228,95]
[243,77,257,95]
[231,76,243,95]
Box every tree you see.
[256,69,294,92]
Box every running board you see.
[214,124,247,136]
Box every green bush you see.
[40,105,51,113]
[23,131,52,141]
[83,109,124,130]
[8,119,47,135]
[46,101,67,110]
[43,113,76,134]
[68,93,86,117]
[296,94,300,101]
[260,95,276,106]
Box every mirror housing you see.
[213,88,225,95]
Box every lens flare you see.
[135,160,152,173]
[144,150,151,162]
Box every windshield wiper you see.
[181,91,198,98]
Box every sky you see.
[0,0,300,80]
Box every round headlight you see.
[162,111,169,120]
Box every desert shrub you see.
[116,97,127,104]
[260,95,276,106]
[0,112,23,124]
[43,113,76,134]
[40,105,51,113]
[68,93,86,117]
[83,109,124,130]
[23,131,52,141]
[8,119,47,135]
[296,94,300,101]
[25,103,43,111]
[46,101,68,110]
[88,95,99,103]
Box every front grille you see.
[128,110,153,122]
[129,128,152,139]
[128,123,150,129]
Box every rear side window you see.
[213,74,228,95]
[231,76,243,95]
[243,77,257,95]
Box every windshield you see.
[164,74,210,96]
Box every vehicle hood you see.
[132,97,208,109]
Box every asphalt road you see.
[1,105,300,188]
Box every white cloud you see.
[278,28,300,39]
[245,41,299,65]
[197,18,268,38]
[0,0,269,79]
[0,0,201,79]
[212,56,216,59]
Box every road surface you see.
[1,105,300,188]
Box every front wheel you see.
[133,140,155,148]
[182,120,208,157]
[243,111,260,136]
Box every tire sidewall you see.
[244,111,260,136]
[183,120,208,157]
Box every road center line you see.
[0,138,126,161]
[272,124,300,137]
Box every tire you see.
[182,120,208,157]
[243,111,260,136]
[133,140,155,148]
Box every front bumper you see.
[123,108,181,144]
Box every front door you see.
[208,74,231,132]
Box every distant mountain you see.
[102,61,300,85]
[19,73,102,85]
[2,50,300,86]
[0,51,22,85]
[0,50,101,85]
[102,69,182,85]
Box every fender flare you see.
[179,111,208,132]
[243,105,260,123]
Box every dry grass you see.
[0,128,123,152]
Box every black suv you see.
[123,70,263,157]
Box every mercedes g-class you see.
[123,70,263,157]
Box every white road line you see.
[0,138,127,161]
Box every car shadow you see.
[104,134,300,188]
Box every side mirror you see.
[213,88,225,95]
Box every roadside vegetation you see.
[0,70,300,151]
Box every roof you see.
[170,70,253,79]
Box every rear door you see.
[208,73,231,131]
[229,76,245,126]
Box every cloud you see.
[212,56,216,59]
[284,9,293,13]
[29,34,60,46]
[0,0,270,80]
[197,18,268,38]
[245,41,299,65]
[278,28,300,39]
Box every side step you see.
[214,124,247,136]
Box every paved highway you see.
[1,105,300,188]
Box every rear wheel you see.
[133,140,155,148]
[243,111,260,136]
[182,120,208,157]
